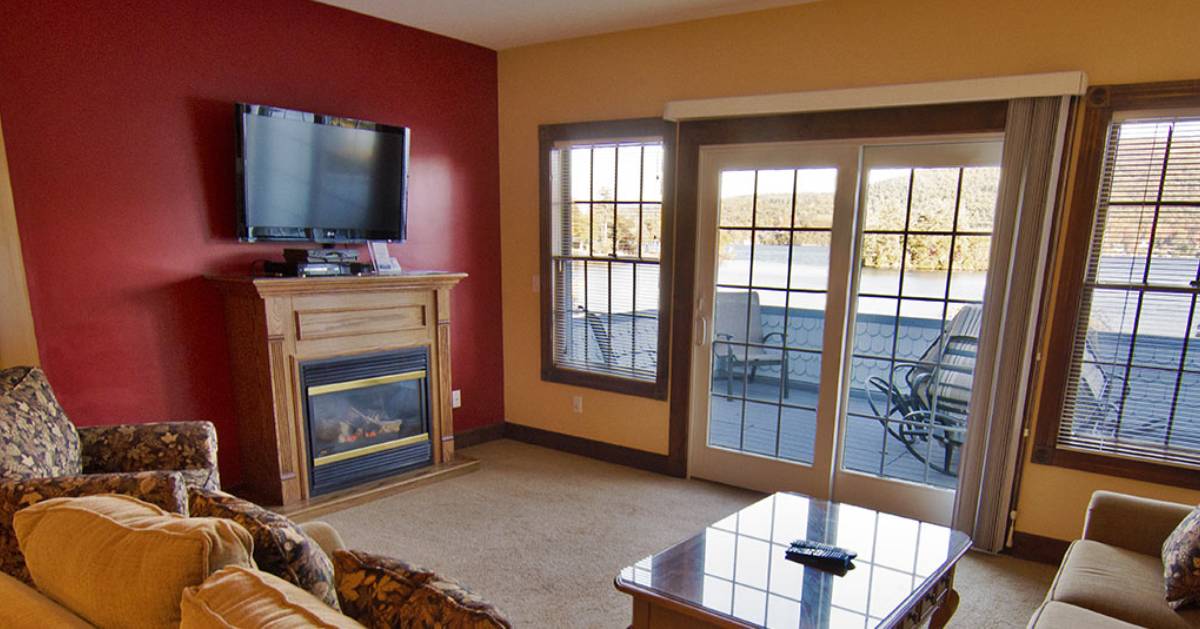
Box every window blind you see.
[549,139,664,381]
[1058,115,1200,467]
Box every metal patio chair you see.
[865,304,982,476]
[713,291,789,398]
[1066,337,1124,440]
[583,309,656,371]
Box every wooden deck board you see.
[706,380,959,489]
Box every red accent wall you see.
[0,0,503,484]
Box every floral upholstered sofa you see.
[0,366,511,628]
[1,493,512,628]
[0,366,221,580]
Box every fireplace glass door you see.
[301,349,432,495]
[308,372,428,464]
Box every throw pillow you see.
[181,565,364,628]
[0,366,81,479]
[399,577,514,629]
[189,486,340,610]
[0,470,190,583]
[332,549,510,629]
[13,493,254,628]
[333,549,436,626]
[1164,505,1200,609]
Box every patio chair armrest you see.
[1084,491,1192,555]
[903,408,966,432]
[890,361,923,375]
[762,332,785,343]
[79,421,220,490]
[866,375,899,392]
[901,409,933,423]
[0,471,189,581]
[713,334,736,357]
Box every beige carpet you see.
[320,439,1054,627]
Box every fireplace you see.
[299,349,433,496]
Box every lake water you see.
[567,246,1198,338]
[716,244,985,319]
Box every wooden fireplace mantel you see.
[208,272,466,507]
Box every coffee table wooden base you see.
[620,565,961,629]
[911,567,959,629]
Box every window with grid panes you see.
[539,120,673,398]
[1057,114,1200,468]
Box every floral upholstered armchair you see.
[0,366,221,580]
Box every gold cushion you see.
[181,565,364,628]
[13,494,254,629]
[0,570,93,628]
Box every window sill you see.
[541,366,668,400]
[1031,445,1200,490]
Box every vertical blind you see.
[549,139,664,380]
[1058,115,1200,467]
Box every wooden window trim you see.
[1030,80,1200,489]
[538,118,677,399]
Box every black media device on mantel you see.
[234,103,410,244]
[261,249,370,277]
[262,261,372,277]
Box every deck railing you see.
[560,305,1187,438]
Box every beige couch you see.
[0,519,351,627]
[1029,491,1200,628]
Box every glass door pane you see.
[842,144,1001,489]
[708,168,838,464]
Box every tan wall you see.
[497,0,1200,536]
[0,115,39,368]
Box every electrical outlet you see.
[451,389,462,409]
[571,395,583,414]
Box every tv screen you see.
[235,103,409,242]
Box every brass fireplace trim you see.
[307,370,427,396]
[312,433,430,467]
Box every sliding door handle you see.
[695,316,708,346]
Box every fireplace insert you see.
[299,349,432,495]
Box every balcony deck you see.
[707,379,961,489]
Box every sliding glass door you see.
[689,138,1003,524]
[690,143,859,499]
[833,142,1001,520]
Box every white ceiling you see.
[315,0,818,50]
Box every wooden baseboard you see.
[504,423,673,476]
[1008,531,1070,565]
[455,422,506,449]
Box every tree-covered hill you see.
[717,168,999,271]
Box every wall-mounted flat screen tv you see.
[235,103,409,243]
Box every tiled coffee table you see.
[615,492,970,628]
